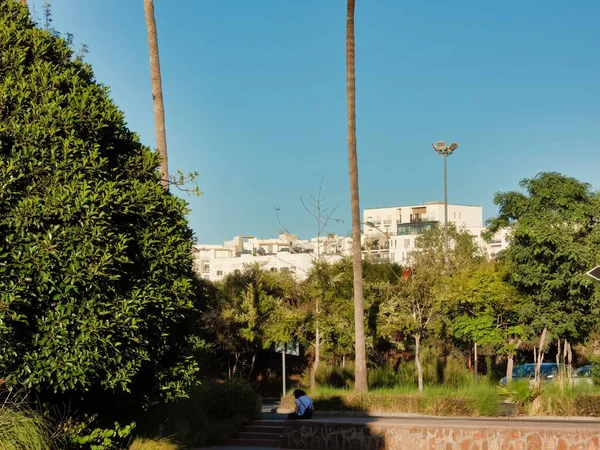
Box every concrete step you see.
[252,420,285,426]
[223,438,281,447]
[244,425,284,434]
[238,431,281,440]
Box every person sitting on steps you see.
[287,389,313,420]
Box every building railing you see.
[397,220,438,236]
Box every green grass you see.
[0,401,50,450]
[494,380,600,417]
[532,382,600,416]
[129,437,181,450]
[282,383,501,417]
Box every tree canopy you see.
[486,172,600,341]
[0,0,201,438]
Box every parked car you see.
[500,363,562,386]
[571,365,593,386]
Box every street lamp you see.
[432,141,459,256]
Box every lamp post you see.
[431,141,459,256]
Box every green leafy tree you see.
[486,172,600,342]
[305,260,354,370]
[0,1,201,445]
[273,179,346,392]
[575,332,600,385]
[378,224,483,392]
[445,261,532,381]
[303,259,403,370]
[206,264,298,380]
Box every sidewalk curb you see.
[275,408,600,422]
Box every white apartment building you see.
[485,227,510,258]
[363,202,508,263]
[193,232,351,282]
[206,252,344,282]
[193,203,510,281]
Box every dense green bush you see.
[300,363,355,389]
[591,359,600,386]
[368,366,399,389]
[194,381,261,420]
[573,393,600,416]
[393,348,473,388]
[0,1,202,447]
[307,349,476,392]
[443,354,473,388]
[136,381,260,448]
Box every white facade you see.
[363,202,507,263]
[207,252,343,282]
[193,232,350,281]
[484,227,511,258]
[194,203,510,281]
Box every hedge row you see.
[281,392,482,416]
[139,381,261,448]
[573,394,600,417]
[281,391,600,418]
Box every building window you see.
[454,212,456,219]
[216,270,223,276]
[404,239,410,249]
[459,213,462,219]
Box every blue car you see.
[500,363,562,385]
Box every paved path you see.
[207,447,285,450]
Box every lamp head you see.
[433,141,458,155]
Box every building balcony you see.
[397,220,439,236]
[361,248,390,262]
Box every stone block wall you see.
[283,421,600,450]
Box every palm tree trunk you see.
[143,0,169,190]
[346,0,368,393]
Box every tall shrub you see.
[0,0,201,444]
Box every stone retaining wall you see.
[282,421,600,450]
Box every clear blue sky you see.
[43,0,600,244]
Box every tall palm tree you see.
[346,0,368,393]
[143,0,169,190]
